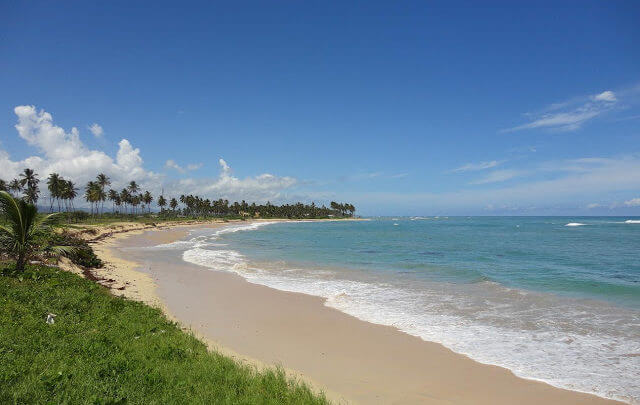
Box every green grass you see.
[0,264,329,404]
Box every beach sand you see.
[87,222,623,405]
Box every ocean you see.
[157,217,639,403]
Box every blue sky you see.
[1,1,639,215]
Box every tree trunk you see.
[16,251,26,272]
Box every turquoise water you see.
[226,217,640,309]
[169,217,639,403]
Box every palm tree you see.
[46,173,62,212]
[0,191,62,272]
[19,168,40,205]
[169,197,178,213]
[108,189,119,213]
[61,180,77,212]
[142,191,153,214]
[8,179,22,197]
[96,173,111,215]
[0,179,6,192]
[131,195,141,215]
[127,181,139,195]
[157,195,167,212]
[114,194,122,214]
[120,189,131,214]
[84,181,101,215]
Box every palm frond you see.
[46,245,79,257]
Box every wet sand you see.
[100,224,623,405]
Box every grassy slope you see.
[0,265,328,404]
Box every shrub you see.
[48,232,103,268]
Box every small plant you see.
[0,191,73,271]
[48,232,103,268]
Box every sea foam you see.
[162,221,639,404]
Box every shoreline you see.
[83,220,625,404]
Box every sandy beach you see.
[85,222,624,405]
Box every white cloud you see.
[586,203,602,209]
[0,105,298,205]
[342,155,640,214]
[165,159,183,172]
[165,160,202,174]
[5,106,152,187]
[452,160,501,172]
[623,198,640,207]
[502,90,618,133]
[198,159,297,202]
[592,90,616,102]
[88,123,104,137]
[219,158,231,175]
[470,169,522,184]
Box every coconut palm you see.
[84,181,102,215]
[127,181,139,195]
[157,195,167,212]
[129,194,139,215]
[46,173,62,212]
[120,189,131,214]
[61,180,77,212]
[8,179,22,197]
[0,191,66,272]
[114,194,122,213]
[169,197,178,213]
[108,189,119,213]
[142,191,153,213]
[96,174,111,214]
[19,168,40,205]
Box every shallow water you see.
[152,217,640,403]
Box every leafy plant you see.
[48,232,103,268]
[0,191,71,271]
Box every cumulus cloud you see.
[502,90,618,132]
[586,203,602,209]
[198,159,297,202]
[0,105,298,206]
[451,160,501,173]
[88,123,104,137]
[3,106,155,187]
[624,198,640,207]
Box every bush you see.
[48,232,103,268]
[56,211,91,223]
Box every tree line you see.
[0,169,356,219]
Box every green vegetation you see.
[0,173,330,404]
[1,170,357,220]
[47,231,103,268]
[0,191,69,272]
[0,264,328,404]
